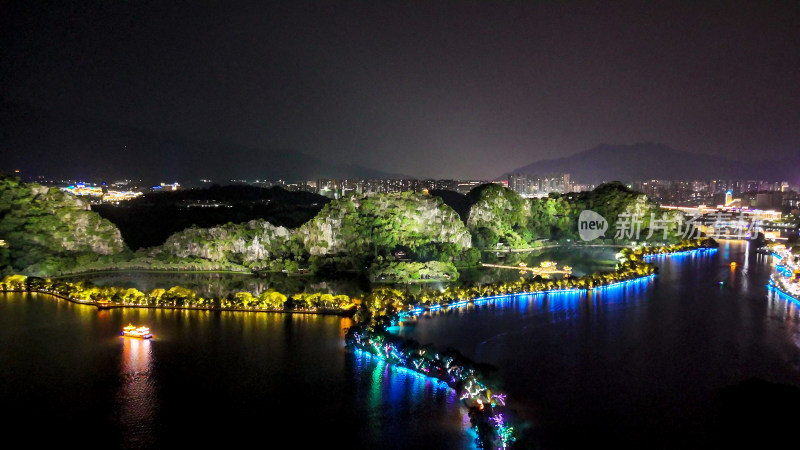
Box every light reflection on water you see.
[352,349,473,449]
[767,287,800,352]
[354,348,459,409]
[118,337,156,449]
[0,292,472,449]
[404,275,656,327]
[397,242,800,447]
[8,242,800,448]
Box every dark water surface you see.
[0,297,472,449]
[3,241,799,448]
[63,246,617,299]
[398,241,800,448]
[60,270,369,299]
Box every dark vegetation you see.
[3,176,694,279]
[93,185,329,249]
[429,189,471,223]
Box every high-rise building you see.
[540,173,570,195]
[508,173,571,196]
[455,180,488,194]
[508,173,534,196]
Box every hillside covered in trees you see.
[0,176,128,274]
[1,178,687,277]
[445,181,681,250]
[145,219,294,267]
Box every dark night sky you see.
[1,1,798,179]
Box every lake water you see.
[397,240,800,447]
[0,295,472,449]
[4,241,800,448]
[60,270,370,299]
[61,246,618,299]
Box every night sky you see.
[2,1,798,179]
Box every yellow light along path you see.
[481,261,573,276]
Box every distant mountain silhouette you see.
[502,143,799,184]
[0,97,408,183]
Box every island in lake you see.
[0,175,722,448]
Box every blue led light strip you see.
[402,274,657,318]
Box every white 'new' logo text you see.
[578,210,608,241]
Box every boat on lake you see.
[121,324,153,339]
[96,299,112,309]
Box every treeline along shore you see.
[0,175,720,448]
[2,175,705,280]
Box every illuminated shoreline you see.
[642,247,718,259]
[347,325,516,448]
[0,289,355,316]
[401,274,657,318]
[767,282,800,306]
[367,248,715,446]
[50,268,253,279]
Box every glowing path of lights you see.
[348,324,517,447]
[356,247,716,447]
[353,347,454,389]
[775,264,793,277]
[768,283,800,308]
[400,274,657,319]
[399,248,718,319]
[641,247,717,260]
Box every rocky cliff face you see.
[57,209,126,254]
[150,219,291,264]
[0,177,126,274]
[298,191,471,256]
[465,184,532,247]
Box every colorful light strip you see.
[401,274,657,318]
[642,247,717,260]
[353,348,452,388]
[767,283,800,307]
[775,264,793,277]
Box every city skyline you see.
[35,171,800,215]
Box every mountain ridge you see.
[501,143,799,184]
[0,97,409,183]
